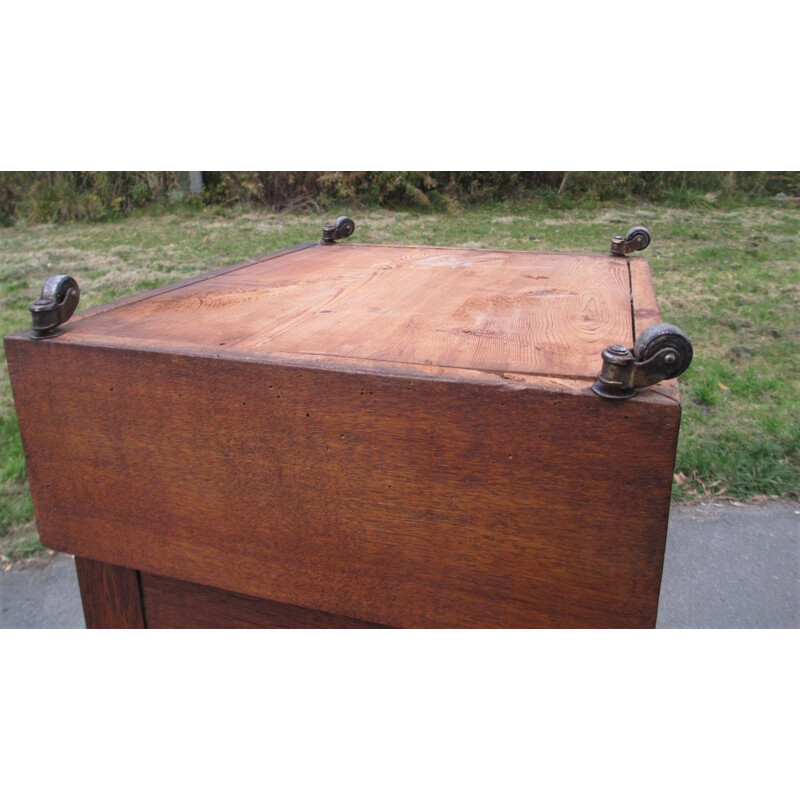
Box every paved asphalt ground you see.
[1,501,798,628]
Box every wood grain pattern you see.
[63,242,318,328]
[141,572,388,628]
[6,244,681,628]
[7,335,679,628]
[60,244,633,381]
[74,557,145,628]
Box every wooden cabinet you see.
[5,222,691,627]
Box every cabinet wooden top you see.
[44,242,658,385]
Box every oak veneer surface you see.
[6,346,679,628]
[60,244,634,381]
[5,244,681,628]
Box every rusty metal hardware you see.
[29,275,81,339]
[592,323,693,399]
[321,216,355,244]
[610,226,651,256]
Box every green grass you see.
[1,199,799,558]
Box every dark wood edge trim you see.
[5,331,678,406]
[8,335,673,406]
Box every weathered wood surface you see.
[61,244,634,381]
[5,245,680,628]
[7,335,679,628]
[75,557,145,628]
[141,572,388,628]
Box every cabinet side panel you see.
[74,557,145,629]
[6,336,680,628]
